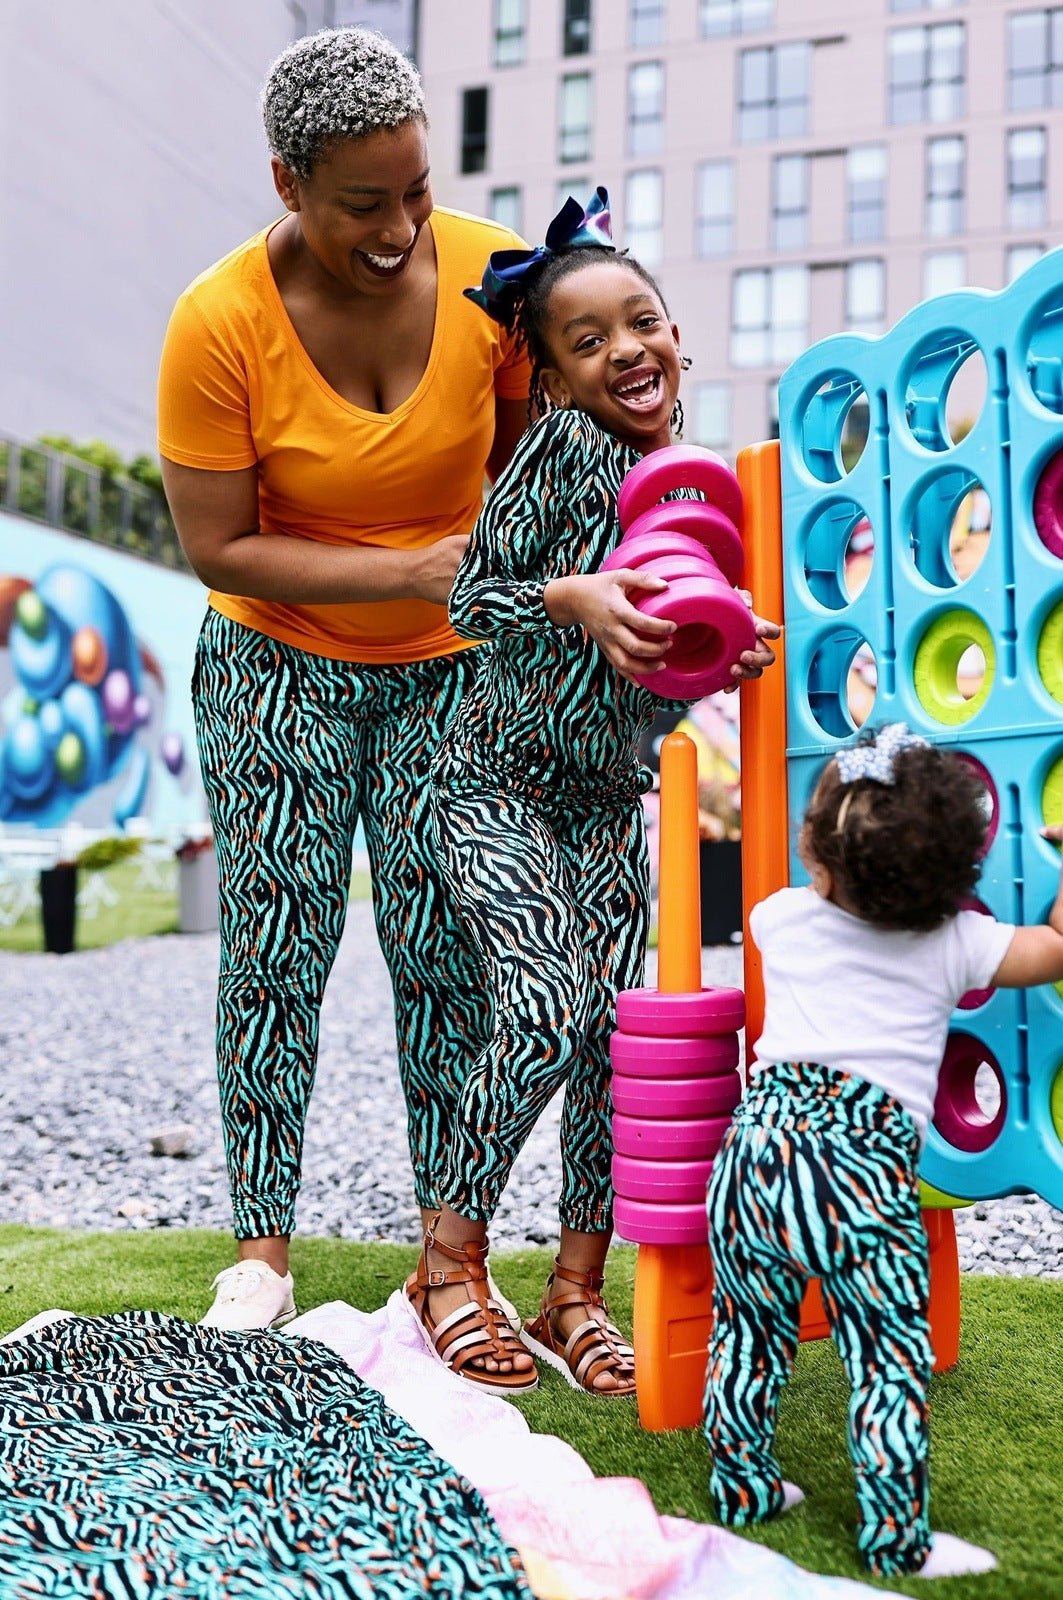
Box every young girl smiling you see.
[402,191,778,1398]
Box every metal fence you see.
[0,432,189,571]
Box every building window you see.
[489,185,523,233]
[694,382,732,452]
[888,23,965,124]
[630,0,665,46]
[625,169,664,265]
[700,0,773,35]
[890,0,963,10]
[627,60,665,156]
[460,87,489,175]
[493,0,526,66]
[557,175,589,209]
[737,42,810,141]
[563,0,592,55]
[1006,242,1045,281]
[773,153,809,251]
[1009,8,1063,110]
[845,260,885,333]
[695,159,734,256]
[731,265,809,367]
[925,135,965,236]
[847,145,887,242]
[924,250,966,298]
[766,378,781,440]
[559,72,593,162]
[1008,126,1047,229]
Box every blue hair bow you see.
[464,185,614,326]
[835,722,928,787]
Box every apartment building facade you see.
[416,0,1063,459]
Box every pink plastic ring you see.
[613,1196,710,1246]
[618,446,743,534]
[616,987,745,1036]
[931,1033,1007,1153]
[1033,448,1063,559]
[601,529,714,574]
[611,1070,742,1119]
[612,1111,733,1160]
[611,1152,715,1203]
[631,579,757,698]
[610,1030,740,1078]
[622,503,745,587]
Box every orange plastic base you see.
[632,1208,960,1432]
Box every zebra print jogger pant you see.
[431,786,649,1231]
[192,610,487,1238]
[703,1062,933,1577]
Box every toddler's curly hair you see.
[800,733,989,932]
[261,27,426,181]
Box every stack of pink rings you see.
[602,445,758,699]
[611,985,745,1245]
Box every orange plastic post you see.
[656,732,703,994]
[926,1208,961,1371]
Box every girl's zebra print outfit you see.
[431,408,691,1231]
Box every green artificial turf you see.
[0,1225,1058,1597]
[0,865,373,952]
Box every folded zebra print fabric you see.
[0,1310,531,1599]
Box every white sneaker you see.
[913,1533,998,1578]
[199,1262,296,1331]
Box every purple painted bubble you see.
[132,692,151,728]
[102,669,136,736]
[160,731,185,776]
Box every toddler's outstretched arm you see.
[991,824,1063,987]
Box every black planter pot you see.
[699,838,743,946]
[39,865,78,954]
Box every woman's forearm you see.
[186,529,465,608]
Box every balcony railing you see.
[0,432,189,572]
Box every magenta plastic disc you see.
[618,445,743,534]
[931,1033,1007,1153]
[622,502,745,587]
[610,1030,740,1078]
[611,1069,742,1119]
[616,987,745,1036]
[611,1152,715,1203]
[613,1111,733,1160]
[1033,448,1063,559]
[613,1196,710,1246]
[601,528,712,574]
[631,576,757,697]
[955,752,999,856]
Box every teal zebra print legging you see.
[431,785,649,1232]
[192,609,486,1238]
[703,1062,932,1578]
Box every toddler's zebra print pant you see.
[703,1062,932,1577]
[432,787,649,1231]
[193,610,487,1237]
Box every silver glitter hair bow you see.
[835,722,929,786]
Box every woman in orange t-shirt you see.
[158,28,530,1366]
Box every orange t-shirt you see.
[157,208,531,664]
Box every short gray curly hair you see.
[262,27,426,180]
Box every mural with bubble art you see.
[776,246,1063,1213]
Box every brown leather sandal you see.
[403,1220,538,1395]
[521,1259,636,1398]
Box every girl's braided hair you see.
[801,735,990,932]
[261,27,426,181]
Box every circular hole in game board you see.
[800,373,869,483]
[955,752,999,855]
[906,469,992,587]
[957,897,996,1010]
[903,330,987,452]
[913,609,994,725]
[1024,286,1063,416]
[933,1033,1007,1153]
[802,501,874,608]
[1032,448,1063,559]
[807,631,877,737]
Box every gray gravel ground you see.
[0,902,1060,1277]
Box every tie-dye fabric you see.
[193,611,488,1233]
[0,1311,530,1598]
[704,1062,933,1578]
